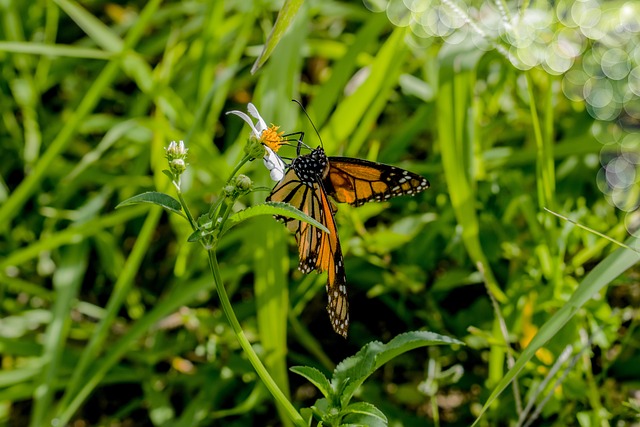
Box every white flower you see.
[226,103,286,182]
[226,103,269,141]
[263,145,286,181]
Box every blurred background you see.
[1,0,640,425]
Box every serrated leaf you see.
[342,402,387,427]
[116,192,184,218]
[222,202,330,235]
[332,331,463,407]
[251,0,303,74]
[290,366,333,399]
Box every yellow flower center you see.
[261,125,284,152]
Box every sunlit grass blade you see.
[251,0,304,74]
[472,235,640,426]
[0,0,162,232]
[0,205,147,270]
[320,26,408,154]
[544,207,640,255]
[308,13,389,128]
[53,0,123,52]
[0,41,112,59]
[437,41,506,303]
[253,217,293,427]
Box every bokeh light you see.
[363,0,388,13]
[387,0,411,27]
[625,210,640,237]
[369,0,640,235]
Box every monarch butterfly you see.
[267,144,429,337]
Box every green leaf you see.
[186,229,205,243]
[290,366,333,400]
[332,331,463,407]
[251,0,304,74]
[162,169,174,181]
[222,202,330,235]
[116,192,184,218]
[472,236,640,426]
[342,402,388,427]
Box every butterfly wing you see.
[267,168,349,337]
[324,157,430,206]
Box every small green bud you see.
[235,174,252,192]
[223,185,235,196]
[170,159,186,175]
[165,140,189,177]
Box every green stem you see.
[175,151,299,423]
[176,186,197,230]
[525,71,555,210]
[206,250,306,427]
[208,154,252,220]
[229,154,253,181]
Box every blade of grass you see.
[252,11,308,424]
[0,205,147,270]
[544,207,640,254]
[526,71,555,211]
[345,39,409,158]
[253,217,292,427]
[472,235,640,426]
[0,0,162,232]
[29,242,89,427]
[2,1,41,169]
[251,0,304,74]
[53,0,123,52]
[320,26,409,153]
[0,41,113,59]
[308,13,389,128]
[255,1,307,129]
[437,41,506,303]
[55,207,163,414]
[52,272,218,426]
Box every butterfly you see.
[267,144,429,337]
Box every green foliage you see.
[1,0,640,426]
[224,202,330,236]
[292,331,463,426]
[116,191,184,218]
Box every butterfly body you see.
[267,147,429,337]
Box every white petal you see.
[226,110,260,138]
[247,103,268,134]
[263,146,285,181]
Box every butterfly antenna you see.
[292,99,324,150]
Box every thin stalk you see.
[175,186,197,230]
[525,71,555,210]
[229,154,252,181]
[206,250,306,427]
[208,154,252,220]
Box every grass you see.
[1,0,640,426]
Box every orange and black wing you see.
[324,157,430,206]
[267,169,349,337]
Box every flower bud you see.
[170,159,186,175]
[165,140,189,177]
[235,174,252,191]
